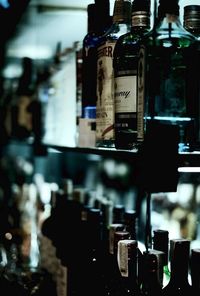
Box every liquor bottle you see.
[137,0,198,152]
[190,248,200,294]
[11,57,35,139]
[96,0,132,148]
[162,239,192,296]
[153,229,171,287]
[140,251,162,296]
[112,204,125,224]
[113,0,151,150]
[117,239,140,296]
[183,4,200,151]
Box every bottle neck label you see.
[132,12,150,28]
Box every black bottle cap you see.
[153,230,169,265]
[132,0,150,13]
[158,0,180,17]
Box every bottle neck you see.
[132,11,150,28]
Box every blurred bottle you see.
[190,248,200,294]
[117,239,140,296]
[162,239,192,296]
[152,229,171,287]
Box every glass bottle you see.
[183,4,200,151]
[153,229,171,287]
[124,210,138,240]
[82,2,110,114]
[96,0,132,148]
[117,239,140,296]
[106,230,130,296]
[162,238,192,296]
[137,0,198,152]
[113,0,151,150]
[140,251,162,296]
[190,248,200,294]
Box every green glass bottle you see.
[96,0,132,148]
[137,0,198,152]
[113,0,151,150]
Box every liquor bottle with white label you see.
[96,0,132,148]
[113,0,151,150]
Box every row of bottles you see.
[39,179,200,296]
[1,0,200,154]
[80,0,200,152]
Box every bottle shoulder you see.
[101,23,131,42]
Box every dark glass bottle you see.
[112,204,125,224]
[190,248,200,294]
[140,251,162,296]
[113,0,151,150]
[96,0,132,148]
[124,210,138,240]
[105,230,130,296]
[153,229,171,287]
[117,239,140,296]
[137,0,198,152]
[82,0,111,114]
[162,239,192,296]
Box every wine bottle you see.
[190,248,200,294]
[137,0,198,152]
[153,229,171,287]
[113,0,151,150]
[140,251,162,296]
[162,239,192,296]
[96,0,132,148]
[117,239,140,296]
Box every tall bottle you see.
[153,229,171,287]
[82,2,111,114]
[183,4,200,151]
[113,0,151,150]
[96,0,132,148]
[162,239,192,296]
[137,0,198,152]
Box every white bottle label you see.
[96,41,116,141]
[114,76,137,113]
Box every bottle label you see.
[114,75,136,113]
[96,41,116,142]
[137,45,145,141]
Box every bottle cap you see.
[158,0,179,17]
[184,5,200,31]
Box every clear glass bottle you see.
[113,0,151,150]
[96,0,132,148]
[183,4,200,151]
[162,239,192,296]
[137,0,198,152]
